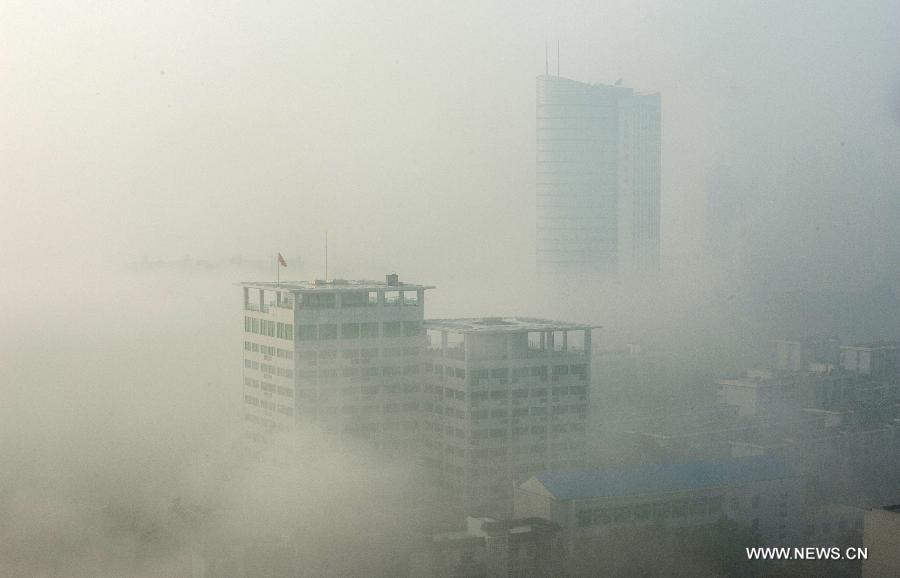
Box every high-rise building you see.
[422,317,595,518]
[536,74,660,280]
[240,274,433,452]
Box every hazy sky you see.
[2,0,899,290]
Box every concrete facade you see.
[422,318,595,518]
[240,275,433,452]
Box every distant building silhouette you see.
[536,74,660,281]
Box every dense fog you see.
[2,1,899,576]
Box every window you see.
[552,331,565,352]
[360,322,379,338]
[403,321,422,336]
[383,322,402,337]
[567,330,585,352]
[367,291,378,305]
[384,290,400,305]
[297,325,317,340]
[276,322,293,340]
[341,292,368,307]
[304,293,335,308]
[402,291,418,306]
[341,323,360,339]
[427,329,443,352]
[318,324,337,340]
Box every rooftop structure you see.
[424,317,597,334]
[239,278,436,293]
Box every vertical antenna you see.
[557,40,560,77]
[545,40,549,76]
[325,231,328,280]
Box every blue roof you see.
[532,456,791,501]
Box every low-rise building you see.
[514,455,803,556]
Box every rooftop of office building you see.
[425,317,598,334]
[240,274,434,293]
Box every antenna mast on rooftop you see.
[557,40,560,77]
[545,40,549,75]
[324,231,328,281]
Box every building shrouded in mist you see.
[240,275,433,452]
[422,317,595,518]
[536,74,660,281]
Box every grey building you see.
[422,318,595,518]
[536,74,660,281]
[240,274,434,453]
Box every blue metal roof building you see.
[526,455,792,501]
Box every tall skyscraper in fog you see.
[536,74,661,280]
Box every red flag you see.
[277,253,287,267]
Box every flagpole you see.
[276,254,280,286]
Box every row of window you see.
[243,317,294,340]
[427,405,468,419]
[244,413,288,432]
[244,360,293,380]
[278,291,420,309]
[342,383,421,395]
[577,496,726,528]
[244,341,294,359]
[295,404,420,416]
[243,395,294,416]
[243,377,293,397]
[295,321,422,340]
